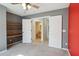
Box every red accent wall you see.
[68,3,79,56]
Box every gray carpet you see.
[0,43,69,56]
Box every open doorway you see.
[35,21,42,42]
[32,19,43,45]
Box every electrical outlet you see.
[65,43,67,46]
[63,29,66,32]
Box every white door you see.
[22,19,32,43]
[49,15,62,48]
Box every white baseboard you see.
[0,49,7,54]
[62,48,68,50]
[67,49,71,56]
[62,48,71,56]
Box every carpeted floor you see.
[0,43,69,56]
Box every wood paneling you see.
[7,12,22,48]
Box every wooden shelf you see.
[7,12,22,48]
[7,41,22,48]
[8,29,22,31]
[7,24,22,26]
[8,34,22,38]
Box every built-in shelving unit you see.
[7,12,22,48]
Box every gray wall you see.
[23,8,68,48]
[0,5,7,51]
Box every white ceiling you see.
[0,3,69,16]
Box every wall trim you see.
[67,49,71,56]
[62,48,71,56]
[0,49,7,54]
[62,48,68,50]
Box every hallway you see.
[0,43,69,56]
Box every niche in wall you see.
[7,12,22,48]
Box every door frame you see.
[31,16,50,43]
[32,18,43,42]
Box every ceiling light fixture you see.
[22,3,26,9]
[22,3,32,10]
[11,3,39,10]
[26,3,32,10]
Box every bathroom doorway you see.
[32,19,43,44]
